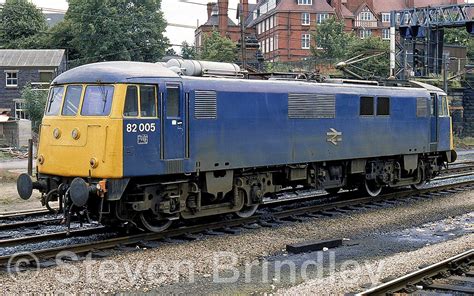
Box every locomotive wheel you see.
[236,204,258,218]
[139,211,172,233]
[235,188,258,218]
[364,180,382,197]
[411,167,426,190]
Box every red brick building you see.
[194,1,257,50]
[195,0,465,63]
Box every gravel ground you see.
[280,234,474,295]
[0,188,472,294]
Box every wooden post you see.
[27,138,33,176]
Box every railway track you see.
[357,249,474,295]
[0,208,51,220]
[0,218,63,232]
[1,179,472,267]
[0,226,105,248]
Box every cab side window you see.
[123,86,138,117]
[140,86,157,117]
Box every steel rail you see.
[0,227,106,248]
[0,209,51,219]
[0,180,472,267]
[356,249,473,295]
[0,218,63,231]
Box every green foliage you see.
[311,17,352,61]
[165,47,177,56]
[50,0,169,67]
[200,31,237,63]
[21,84,48,133]
[310,18,389,79]
[444,27,474,60]
[345,36,390,78]
[181,41,197,59]
[0,0,48,48]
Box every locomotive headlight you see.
[90,157,98,168]
[38,155,45,165]
[53,128,61,139]
[71,128,80,140]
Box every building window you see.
[382,28,390,40]
[270,37,274,52]
[298,0,312,5]
[359,29,372,39]
[382,13,390,23]
[14,99,28,119]
[270,15,274,29]
[317,13,329,24]
[302,34,310,49]
[39,71,54,83]
[302,13,310,25]
[360,10,373,21]
[5,71,18,87]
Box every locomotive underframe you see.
[31,152,448,231]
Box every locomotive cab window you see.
[438,95,449,117]
[376,97,390,116]
[62,85,83,116]
[166,86,180,118]
[123,85,158,118]
[123,86,139,117]
[45,86,65,116]
[360,96,374,116]
[81,85,114,116]
[140,85,157,117]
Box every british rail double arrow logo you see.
[326,128,342,145]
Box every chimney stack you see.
[242,0,249,21]
[207,2,213,19]
[330,0,342,19]
[218,0,229,37]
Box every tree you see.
[444,27,474,60]
[181,41,197,59]
[200,31,237,63]
[50,0,169,67]
[165,47,177,56]
[311,17,352,62]
[345,36,390,78]
[0,0,48,48]
[21,85,48,133]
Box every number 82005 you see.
[126,123,156,133]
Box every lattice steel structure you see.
[390,4,474,80]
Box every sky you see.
[0,0,257,51]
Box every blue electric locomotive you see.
[17,61,456,232]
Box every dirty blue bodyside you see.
[186,79,433,172]
[122,77,450,177]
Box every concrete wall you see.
[0,120,32,148]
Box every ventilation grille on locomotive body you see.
[195,90,217,119]
[288,93,336,119]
